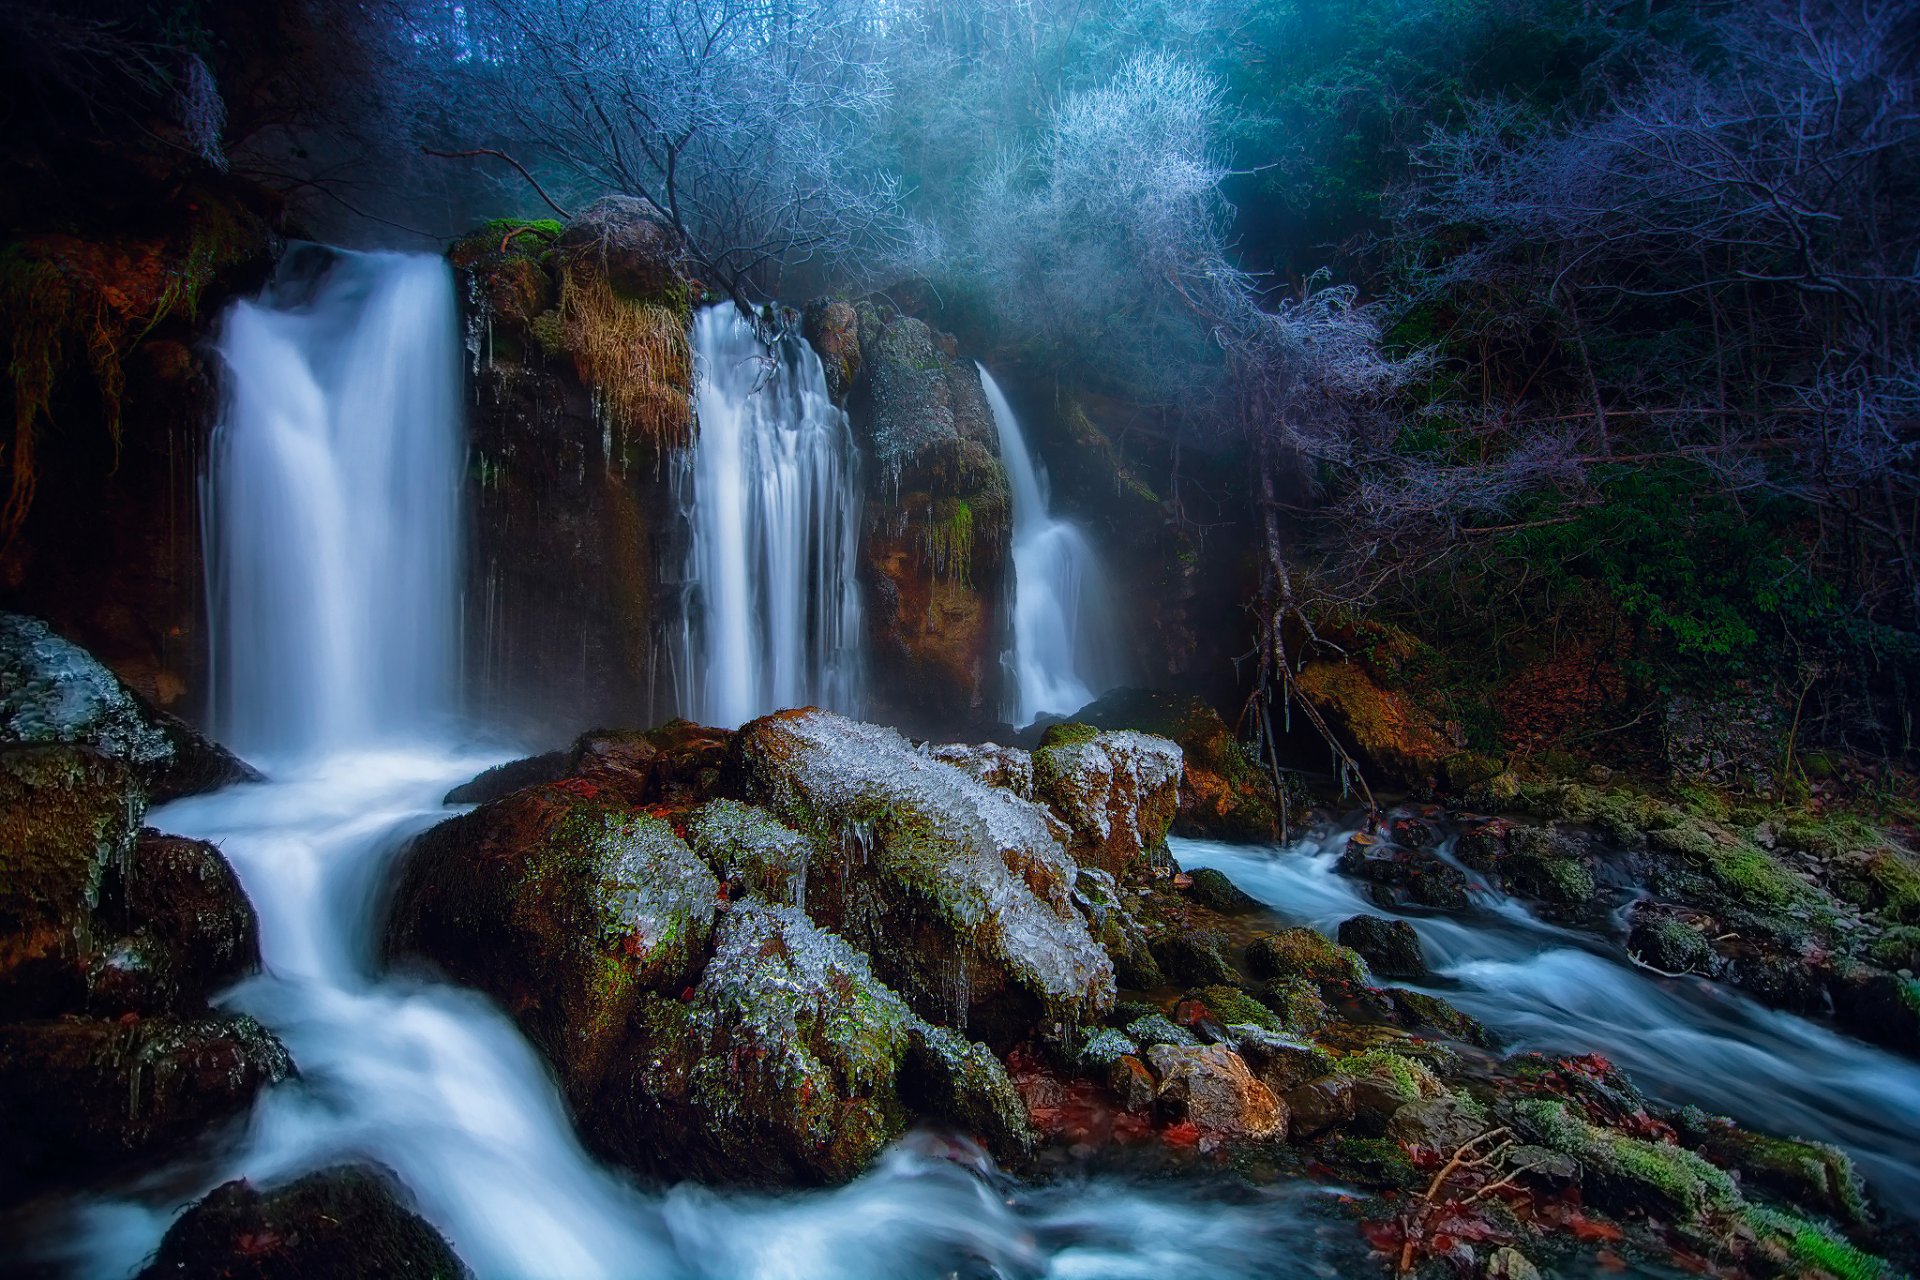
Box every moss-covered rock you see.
[1336,915,1426,980]
[922,741,1034,798]
[136,1165,469,1280]
[684,798,812,907]
[801,298,862,405]
[0,1012,290,1193]
[1246,928,1367,987]
[1681,1111,1869,1226]
[568,720,734,809]
[0,744,142,1017]
[1070,688,1278,840]
[386,786,719,1105]
[1501,825,1598,906]
[730,709,1113,1040]
[1069,866,1162,989]
[601,899,1023,1182]
[1294,658,1457,790]
[91,831,260,1013]
[1032,728,1182,880]
[0,612,259,802]
[1513,1097,1739,1220]
[1184,867,1262,915]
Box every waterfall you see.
[978,365,1122,725]
[206,246,463,761]
[672,305,864,729]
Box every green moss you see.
[1517,1098,1739,1218]
[925,497,975,585]
[1333,1049,1439,1104]
[1868,926,1920,971]
[1744,1207,1888,1280]
[1245,928,1366,986]
[1038,721,1100,749]
[1316,1135,1423,1191]
[1254,977,1332,1034]
[1191,985,1285,1033]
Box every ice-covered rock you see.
[1031,724,1182,880]
[731,708,1113,1039]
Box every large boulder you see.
[730,709,1114,1041]
[0,1013,290,1194]
[1070,689,1278,840]
[598,900,1028,1183]
[137,1166,468,1280]
[0,612,260,801]
[1030,724,1182,881]
[386,787,719,1105]
[88,831,261,1014]
[0,745,143,1017]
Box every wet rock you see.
[1146,1044,1286,1143]
[386,786,719,1104]
[1828,963,1920,1054]
[1106,1054,1157,1111]
[1175,986,1284,1038]
[731,709,1113,1039]
[922,742,1034,799]
[901,1021,1037,1164]
[1228,1026,1333,1094]
[1626,902,1715,975]
[0,1013,290,1192]
[0,613,259,802]
[1512,1097,1738,1219]
[0,745,143,1017]
[569,721,733,809]
[90,832,259,1013]
[1126,1013,1201,1049]
[1389,812,1441,850]
[1255,977,1334,1036]
[1337,833,1470,910]
[1070,867,1161,989]
[801,298,861,404]
[1069,689,1279,841]
[1682,1111,1869,1225]
[1336,915,1426,980]
[1184,867,1262,915]
[1151,926,1237,987]
[1387,1093,1489,1152]
[1079,1026,1139,1068]
[683,799,812,907]
[1453,817,1512,871]
[1031,725,1182,882]
[1502,826,1597,906]
[1282,1075,1357,1138]
[1245,928,1366,987]
[136,1165,469,1280]
[608,899,1025,1181]
[1382,989,1495,1048]
[443,750,570,805]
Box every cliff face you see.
[450,205,692,744]
[805,301,1014,734]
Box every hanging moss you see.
[925,497,974,585]
[557,267,694,450]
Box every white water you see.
[42,257,1375,1279]
[205,246,462,762]
[978,367,1122,725]
[1173,828,1920,1217]
[672,306,864,729]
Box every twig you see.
[422,147,574,220]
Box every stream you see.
[1174,828,1920,1219]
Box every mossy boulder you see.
[801,298,862,404]
[90,831,260,1013]
[1682,1112,1869,1226]
[0,1012,290,1193]
[900,1020,1037,1164]
[1336,915,1426,980]
[1071,688,1279,840]
[136,1165,469,1280]
[599,899,1028,1182]
[1,612,259,802]
[1069,866,1162,989]
[1513,1097,1739,1220]
[1502,825,1598,907]
[385,786,719,1105]
[1246,928,1367,988]
[730,709,1113,1040]
[683,798,812,907]
[0,745,143,1017]
[1031,727,1182,881]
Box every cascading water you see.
[206,246,462,761]
[672,306,864,729]
[44,259,1377,1279]
[979,365,1122,725]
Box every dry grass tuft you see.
[559,267,693,451]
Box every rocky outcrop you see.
[0,1013,290,1196]
[450,209,690,741]
[137,1166,468,1280]
[386,787,719,1105]
[1030,723,1182,881]
[730,708,1114,1040]
[1070,689,1279,840]
[807,303,1012,730]
[1294,658,1458,792]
